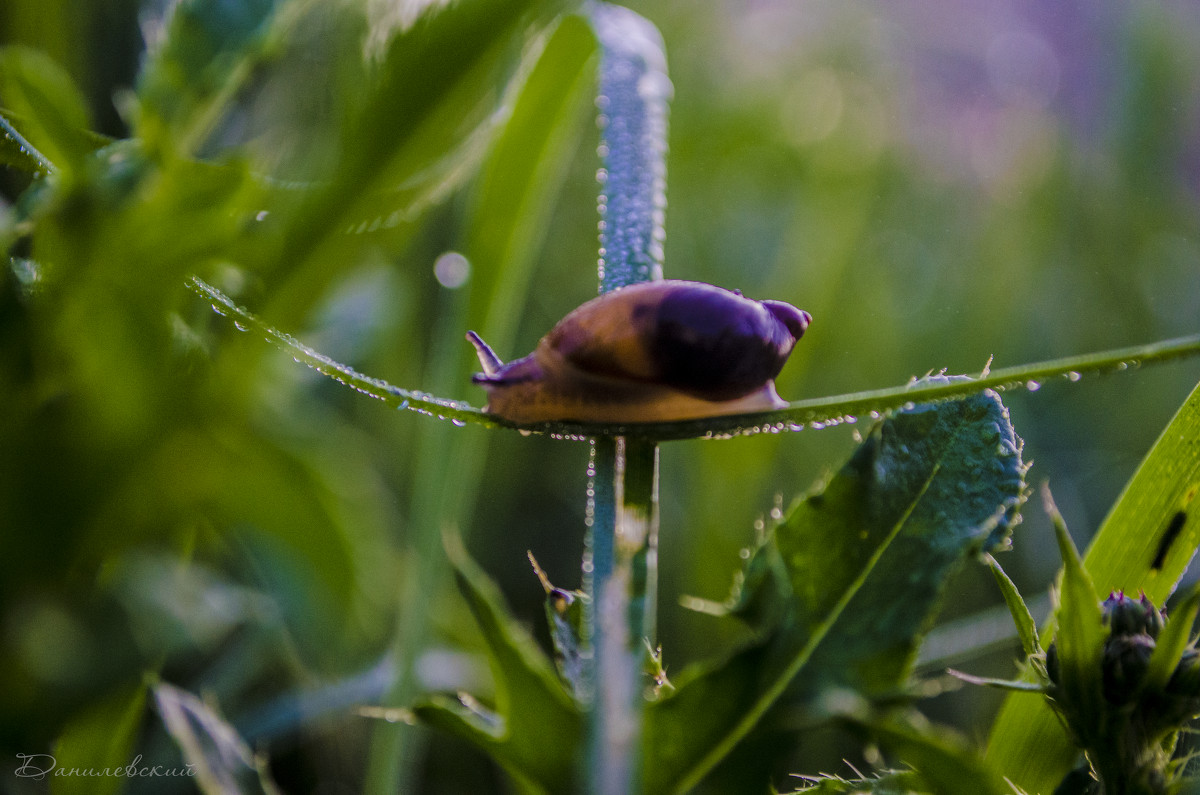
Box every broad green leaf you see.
[50,681,147,795]
[988,377,1200,793]
[153,681,279,795]
[0,47,92,175]
[412,540,583,794]
[983,553,1041,659]
[646,387,1026,794]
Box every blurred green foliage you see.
[2,0,1200,792]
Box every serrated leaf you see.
[412,540,583,794]
[50,682,147,795]
[983,553,1042,659]
[647,388,1027,794]
[781,770,927,795]
[988,377,1200,794]
[850,714,1011,795]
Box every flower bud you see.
[1101,634,1154,705]
[1102,591,1161,638]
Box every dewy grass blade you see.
[189,276,493,428]
[191,272,1200,442]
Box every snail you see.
[466,280,811,424]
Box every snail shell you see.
[467,279,811,424]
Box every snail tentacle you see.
[466,331,504,377]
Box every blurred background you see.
[2,0,1199,791]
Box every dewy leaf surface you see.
[647,386,1027,793]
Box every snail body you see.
[467,280,811,424]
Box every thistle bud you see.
[1101,634,1154,705]
[1102,591,1164,638]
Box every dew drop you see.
[1067,371,1082,382]
[518,429,533,437]
[451,418,466,427]
[1025,380,1041,391]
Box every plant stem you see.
[586,436,659,795]
[583,5,671,790]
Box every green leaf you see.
[983,553,1042,660]
[465,12,598,350]
[1,110,54,174]
[646,386,1027,793]
[529,552,589,699]
[781,770,927,795]
[1145,583,1200,694]
[1043,486,1107,732]
[135,0,278,151]
[987,377,1200,793]
[946,669,1046,692]
[412,539,583,794]
[263,0,566,321]
[153,681,279,795]
[50,682,147,795]
[0,46,92,175]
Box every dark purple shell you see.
[468,280,811,423]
